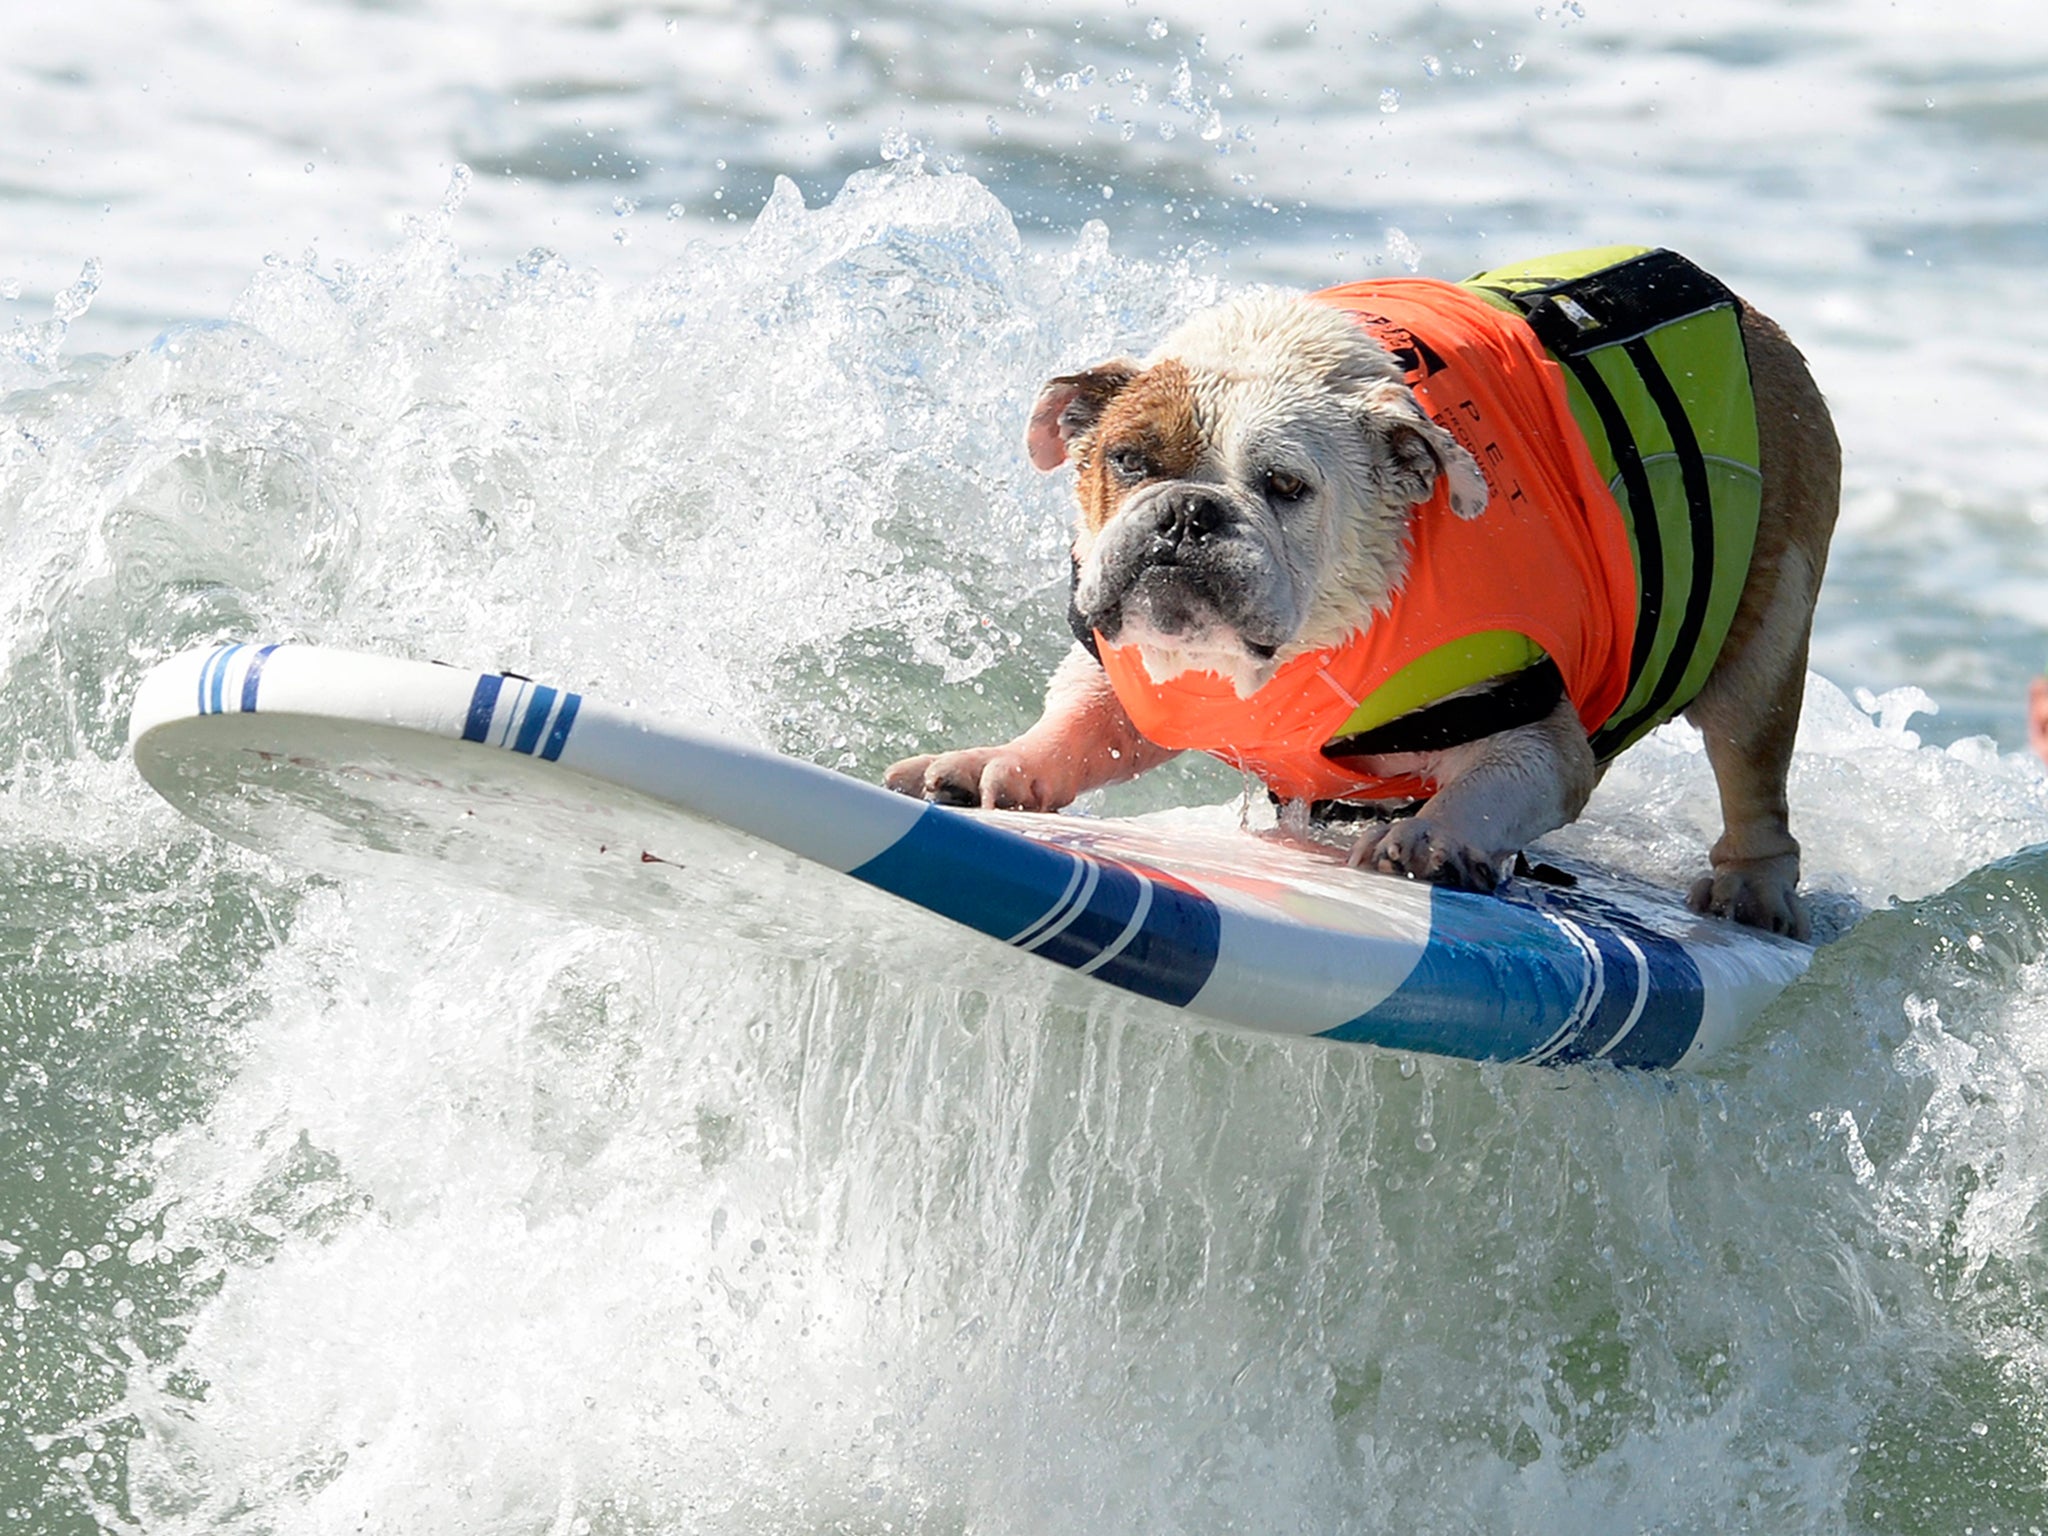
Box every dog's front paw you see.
[882,748,1074,812]
[1687,859,1810,941]
[1345,819,1503,893]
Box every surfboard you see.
[128,642,1813,1068]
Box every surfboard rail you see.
[129,643,1813,1068]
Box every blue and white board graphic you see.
[129,643,1813,1068]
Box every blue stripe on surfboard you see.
[1318,886,1706,1067]
[197,645,230,715]
[207,644,242,716]
[850,806,1221,1008]
[513,685,558,755]
[1552,920,1705,1068]
[462,675,504,743]
[539,692,580,761]
[238,643,281,712]
[1501,881,1709,1067]
[1029,857,1145,971]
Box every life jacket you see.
[1086,246,1764,806]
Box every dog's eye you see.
[1266,469,1310,503]
[1105,446,1152,483]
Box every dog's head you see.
[1030,294,1488,696]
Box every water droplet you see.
[880,128,914,161]
[1147,17,1168,39]
[1509,53,1526,71]
[52,257,101,324]
[303,161,316,174]
[1397,1056,1418,1078]
[1421,55,1443,79]
[666,202,686,219]
[1101,184,1115,200]
[612,196,637,218]
[1415,1131,1438,1153]
[442,162,473,214]
[1379,87,1401,114]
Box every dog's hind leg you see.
[1682,544,1819,940]
[1680,307,1842,942]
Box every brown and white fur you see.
[884,289,1839,939]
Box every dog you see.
[885,248,1839,940]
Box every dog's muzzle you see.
[1077,484,1292,656]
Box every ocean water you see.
[9,1,2048,1530]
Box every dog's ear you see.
[1026,361,1140,471]
[1358,381,1491,520]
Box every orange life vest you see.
[1095,276,1642,805]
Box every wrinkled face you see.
[1029,294,1487,696]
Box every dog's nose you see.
[1152,491,1226,557]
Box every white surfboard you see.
[128,642,1813,1068]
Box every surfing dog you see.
[885,249,1839,939]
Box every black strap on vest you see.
[1319,656,1566,762]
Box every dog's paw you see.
[882,748,1073,812]
[1345,819,1503,893]
[1687,862,1810,941]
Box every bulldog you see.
[884,248,1839,939]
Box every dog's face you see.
[1030,294,1488,696]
